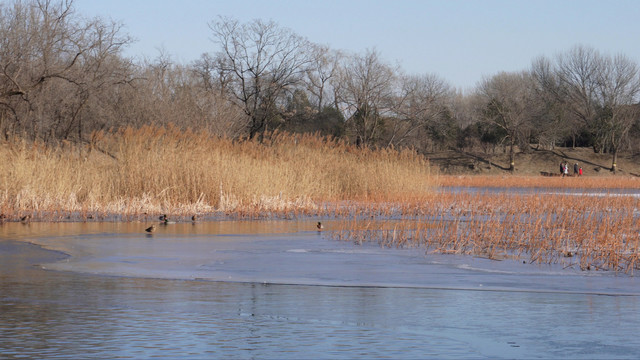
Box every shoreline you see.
[2,177,639,223]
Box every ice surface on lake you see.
[4,220,640,359]
[30,220,640,296]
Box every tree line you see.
[1,0,639,172]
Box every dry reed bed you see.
[0,126,434,220]
[4,126,638,273]
[331,191,640,274]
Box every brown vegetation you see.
[1,1,638,275]
[332,186,640,274]
[2,122,638,274]
[0,127,434,220]
[2,2,639,173]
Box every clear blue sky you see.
[74,0,640,92]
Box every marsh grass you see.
[4,126,638,273]
[0,125,434,220]
[332,191,640,273]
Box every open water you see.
[2,219,640,359]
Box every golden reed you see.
[4,125,638,273]
[332,191,640,274]
[0,125,434,219]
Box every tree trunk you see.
[509,139,515,172]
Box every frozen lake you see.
[2,220,640,358]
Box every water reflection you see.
[441,185,640,197]
[0,219,310,239]
[2,222,640,358]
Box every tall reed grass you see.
[0,125,434,219]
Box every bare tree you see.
[208,17,313,139]
[544,46,640,171]
[553,46,603,150]
[594,54,640,172]
[477,71,537,171]
[337,48,397,146]
[530,56,574,149]
[193,53,230,95]
[0,0,133,141]
[390,73,453,148]
[305,45,342,112]
[446,91,483,152]
[191,54,249,137]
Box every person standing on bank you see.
[574,163,579,175]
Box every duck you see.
[191,214,198,222]
[159,214,175,225]
[145,225,156,233]
[20,215,31,224]
[317,222,324,230]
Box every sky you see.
[74,0,640,92]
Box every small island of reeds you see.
[0,126,434,220]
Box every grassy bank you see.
[0,126,434,220]
[428,147,640,177]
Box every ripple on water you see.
[3,223,640,358]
